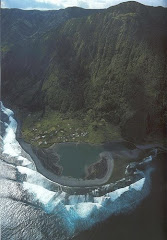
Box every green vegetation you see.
[22,110,121,148]
[2,2,167,144]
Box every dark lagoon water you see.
[1,102,166,240]
[54,143,105,178]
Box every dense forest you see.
[1,1,167,145]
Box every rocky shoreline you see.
[85,152,114,180]
[17,136,163,192]
[1,103,166,240]
[14,107,166,191]
[1,100,165,197]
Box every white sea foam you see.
[23,182,55,205]
[1,103,32,166]
[68,195,88,204]
[1,101,152,236]
[17,166,36,175]
[75,202,101,218]
[94,196,110,205]
[130,178,145,191]
[107,185,130,201]
[143,156,152,163]
[17,165,57,190]
[17,156,32,166]
[1,102,14,116]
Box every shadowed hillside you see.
[1,1,167,144]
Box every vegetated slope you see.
[1,7,102,109]
[2,2,167,143]
[2,7,102,42]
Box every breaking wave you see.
[0,102,155,239]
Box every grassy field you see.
[22,109,121,148]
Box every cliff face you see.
[2,2,167,142]
[1,7,102,110]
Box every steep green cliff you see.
[2,2,167,144]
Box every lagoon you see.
[54,143,105,178]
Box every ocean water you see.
[73,152,167,240]
[0,101,166,240]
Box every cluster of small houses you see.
[31,127,88,145]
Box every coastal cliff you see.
[1,2,167,144]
